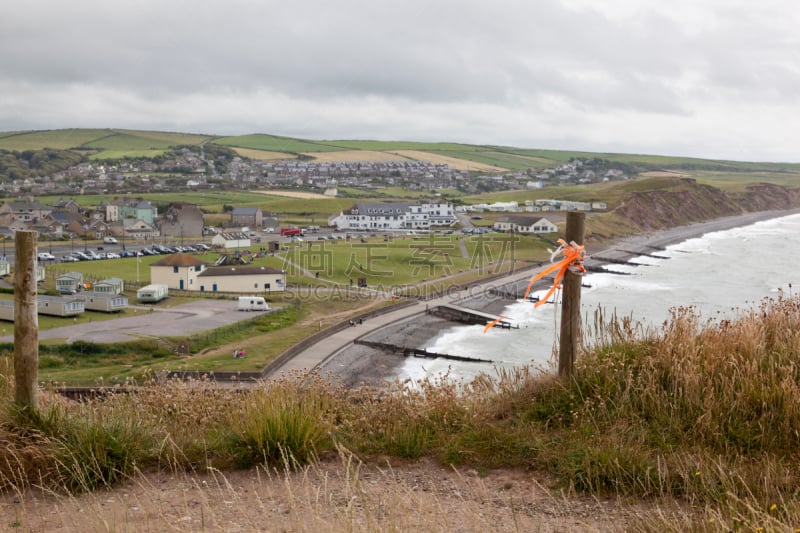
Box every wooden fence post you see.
[14,231,39,410]
[558,212,585,379]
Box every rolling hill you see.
[2,128,799,175]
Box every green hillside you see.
[1,128,799,176]
[0,128,211,159]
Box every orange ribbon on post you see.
[523,239,586,308]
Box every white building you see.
[211,232,252,249]
[197,266,286,294]
[149,253,286,293]
[493,216,558,234]
[329,200,455,231]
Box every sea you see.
[399,213,800,382]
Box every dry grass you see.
[1,293,800,530]
[0,449,642,532]
[251,189,331,199]
[231,147,297,160]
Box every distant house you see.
[231,207,263,229]
[211,232,251,249]
[117,199,158,225]
[197,265,286,294]
[493,216,558,234]
[150,253,209,291]
[0,200,51,224]
[123,218,158,241]
[51,198,82,213]
[158,202,205,239]
[87,218,112,239]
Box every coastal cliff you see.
[613,178,800,232]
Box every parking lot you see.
[0,299,251,344]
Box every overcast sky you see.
[1,1,798,162]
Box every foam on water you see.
[399,214,800,382]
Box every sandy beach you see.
[318,208,800,386]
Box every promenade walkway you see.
[269,264,545,377]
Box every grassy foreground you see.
[1,293,800,530]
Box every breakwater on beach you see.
[319,210,800,385]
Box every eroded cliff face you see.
[615,178,800,231]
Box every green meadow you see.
[0,128,210,156]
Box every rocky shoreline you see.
[318,208,800,386]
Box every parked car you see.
[61,255,79,262]
[105,252,121,259]
[71,251,92,261]
[120,250,137,258]
[37,252,56,261]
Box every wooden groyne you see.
[592,256,654,266]
[619,249,670,259]
[354,339,494,364]
[428,304,517,328]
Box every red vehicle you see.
[280,227,304,237]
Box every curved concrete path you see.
[269,264,544,377]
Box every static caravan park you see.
[137,284,169,303]
[0,297,85,321]
[77,292,129,313]
[0,301,12,321]
[56,272,84,295]
[38,295,85,317]
[93,277,124,295]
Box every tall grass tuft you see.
[225,375,337,468]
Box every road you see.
[0,300,251,344]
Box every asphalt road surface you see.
[0,300,255,344]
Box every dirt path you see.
[1,455,662,532]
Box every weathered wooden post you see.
[14,231,39,411]
[558,212,585,379]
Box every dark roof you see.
[232,207,260,215]
[198,266,284,277]
[498,215,548,226]
[349,202,411,215]
[216,232,249,240]
[150,253,209,267]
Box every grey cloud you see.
[0,0,798,160]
